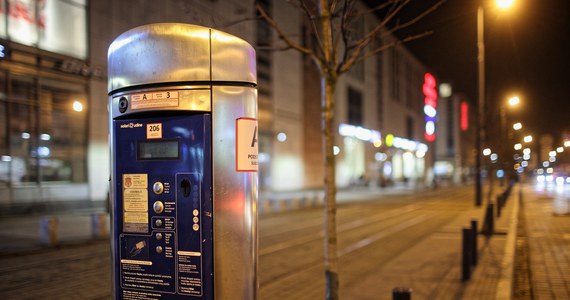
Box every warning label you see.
[124,189,148,211]
[236,118,258,172]
[131,91,179,110]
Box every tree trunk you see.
[323,74,339,300]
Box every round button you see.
[156,233,163,240]
[153,182,164,194]
[155,219,163,227]
[156,246,163,254]
[153,201,164,214]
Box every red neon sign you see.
[460,101,469,131]
[423,72,437,142]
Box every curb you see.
[495,184,521,300]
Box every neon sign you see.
[460,101,469,131]
[423,73,438,142]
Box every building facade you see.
[0,0,466,206]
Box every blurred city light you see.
[333,146,340,156]
[521,161,528,167]
[549,151,557,157]
[549,156,556,163]
[508,95,520,106]
[483,148,492,156]
[556,147,564,153]
[73,100,84,112]
[276,132,287,142]
[21,132,31,139]
[496,169,505,178]
[523,154,530,160]
[547,167,554,174]
[537,169,544,175]
[374,152,387,162]
[524,135,533,143]
[543,161,549,167]
[523,148,531,155]
[490,153,498,161]
[512,122,522,130]
[565,141,570,147]
[497,0,515,9]
[514,143,522,150]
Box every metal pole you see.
[475,6,485,207]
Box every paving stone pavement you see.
[522,183,570,300]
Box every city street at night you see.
[2,183,569,299]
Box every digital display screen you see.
[138,139,179,160]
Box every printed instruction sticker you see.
[131,91,179,110]
[146,123,162,139]
[236,118,258,172]
[123,174,149,233]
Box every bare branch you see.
[299,0,326,58]
[337,0,411,73]
[255,1,314,56]
[349,30,433,68]
[390,0,446,35]
[220,16,263,30]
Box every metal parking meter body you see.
[107,24,258,300]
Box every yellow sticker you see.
[124,212,148,224]
[123,174,148,189]
[123,189,148,212]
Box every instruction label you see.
[123,174,149,233]
[236,118,258,172]
[131,91,179,110]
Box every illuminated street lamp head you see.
[523,135,533,143]
[508,96,520,106]
[497,0,515,9]
[513,122,522,130]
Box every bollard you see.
[470,219,478,266]
[483,203,494,238]
[496,195,502,217]
[392,287,412,300]
[39,216,59,246]
[91,213,109,238]
[461,227,472,281]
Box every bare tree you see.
[255,1,444,299]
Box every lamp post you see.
[475,6,485,206]
[475,1,515,207]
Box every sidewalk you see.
[340,183,519,300]
[521,183,570,299]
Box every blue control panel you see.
[113,114,213,299]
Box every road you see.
[0,186,476,300]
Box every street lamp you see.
[475,0,516,206]
[523,135,533,143]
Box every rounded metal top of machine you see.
[107,23,257,94]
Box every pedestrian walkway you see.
[522,183,570,299]
[340,183,519,300]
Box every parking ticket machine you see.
[107,24,258,299]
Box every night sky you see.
[395,0,570,143]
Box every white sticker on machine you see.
[236,118,258,172]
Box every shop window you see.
[1,75,87,185]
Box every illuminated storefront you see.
[0,0,89,203]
